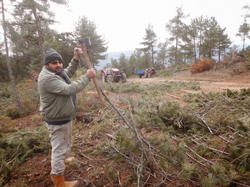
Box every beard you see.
[46,64,63,73]
[55,67,62,72]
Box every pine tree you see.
[138,24,157,66]
[217,27,231,62]
[167,46,176,66]
[180,23,196,63]
[10,0,68,65]
[166,6,189,64]
[236,4,250,51]
[155,41,169,68]
[134,50,143,70]
[140,53,152,69]
[74,16,108,66]
[118,53,128,74]
[203,17,220,58]
[128,53,137,76]
[236,18,250,51]
[111,58,119,68]
[6,0,68,75]
[194,16,208,58]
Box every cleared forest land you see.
[1,64,250,187]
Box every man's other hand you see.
[74,47,82,61]
[86,68,96,79]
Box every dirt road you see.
[127,71,250,106]
[128,70,250,93]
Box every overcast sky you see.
[51,0,249,52]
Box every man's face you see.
[46,60,63,73]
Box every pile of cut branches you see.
[88,85,250,186]
[0,124,49,186]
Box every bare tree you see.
[1,0,23,112]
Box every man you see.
[38,48,96,187]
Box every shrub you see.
[5,106,21,119]
[189,58,214,74]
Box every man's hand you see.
[86,68,96,79]
[74,47,82,61]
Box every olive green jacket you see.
[38,58,90,122]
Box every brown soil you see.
[4,68,250,187]
[129,69,250,106]
[129,69,250,93]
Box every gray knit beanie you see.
[44,48,64,64]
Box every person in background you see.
[38,48,96,187]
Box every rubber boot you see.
[64,157,75,164]
[51,174,79,187]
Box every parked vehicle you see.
[137,67,156,78]
[100,68,127,83]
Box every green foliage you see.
[5,106,21,119]
[96,83,250,185]
[1,79,40,118]
[159,141,186,167]
[138,24,157,65]
[66,160,79,170]
[154,64,189,77]
[196,145,212,158]
[74,16,108,66]
[200,173,217,187]
[0,53,8,81]
[100,81,200,94]
[115,132,139,155]
[105,165,118,182]
[206,163,229,186]
[83,148,92,154]
[166,6,189,64]
[6,0,68,75]
[180,163,198,181]
[0,126,49,186]
[150,135,159,145]
[0,85,11,98]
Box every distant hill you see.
[96,50,134,70]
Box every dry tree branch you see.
[191,139,229,155]
[219,135,231,143]
[137,152,144,187]
[229,180,250,187]
[144,171,172,187]
[185,145,214,165]
[200,114,213,134]
[184,106,214,134]
[73,175,96,187]
[112,146,140,166]
[99,87,135,133]
[186,152,206,167]
[242,109,250,116]
[231,153,250,164]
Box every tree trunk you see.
[243,36,245,51]
[199,31,201,58]
[32,2,45,66]
[193,37,197,62]
[151,46,154,66]
[175,36,178,63]
[1,0,24,112]
[218,42,221,62]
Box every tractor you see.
[137,67,156,78]
[100,68,127,83]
